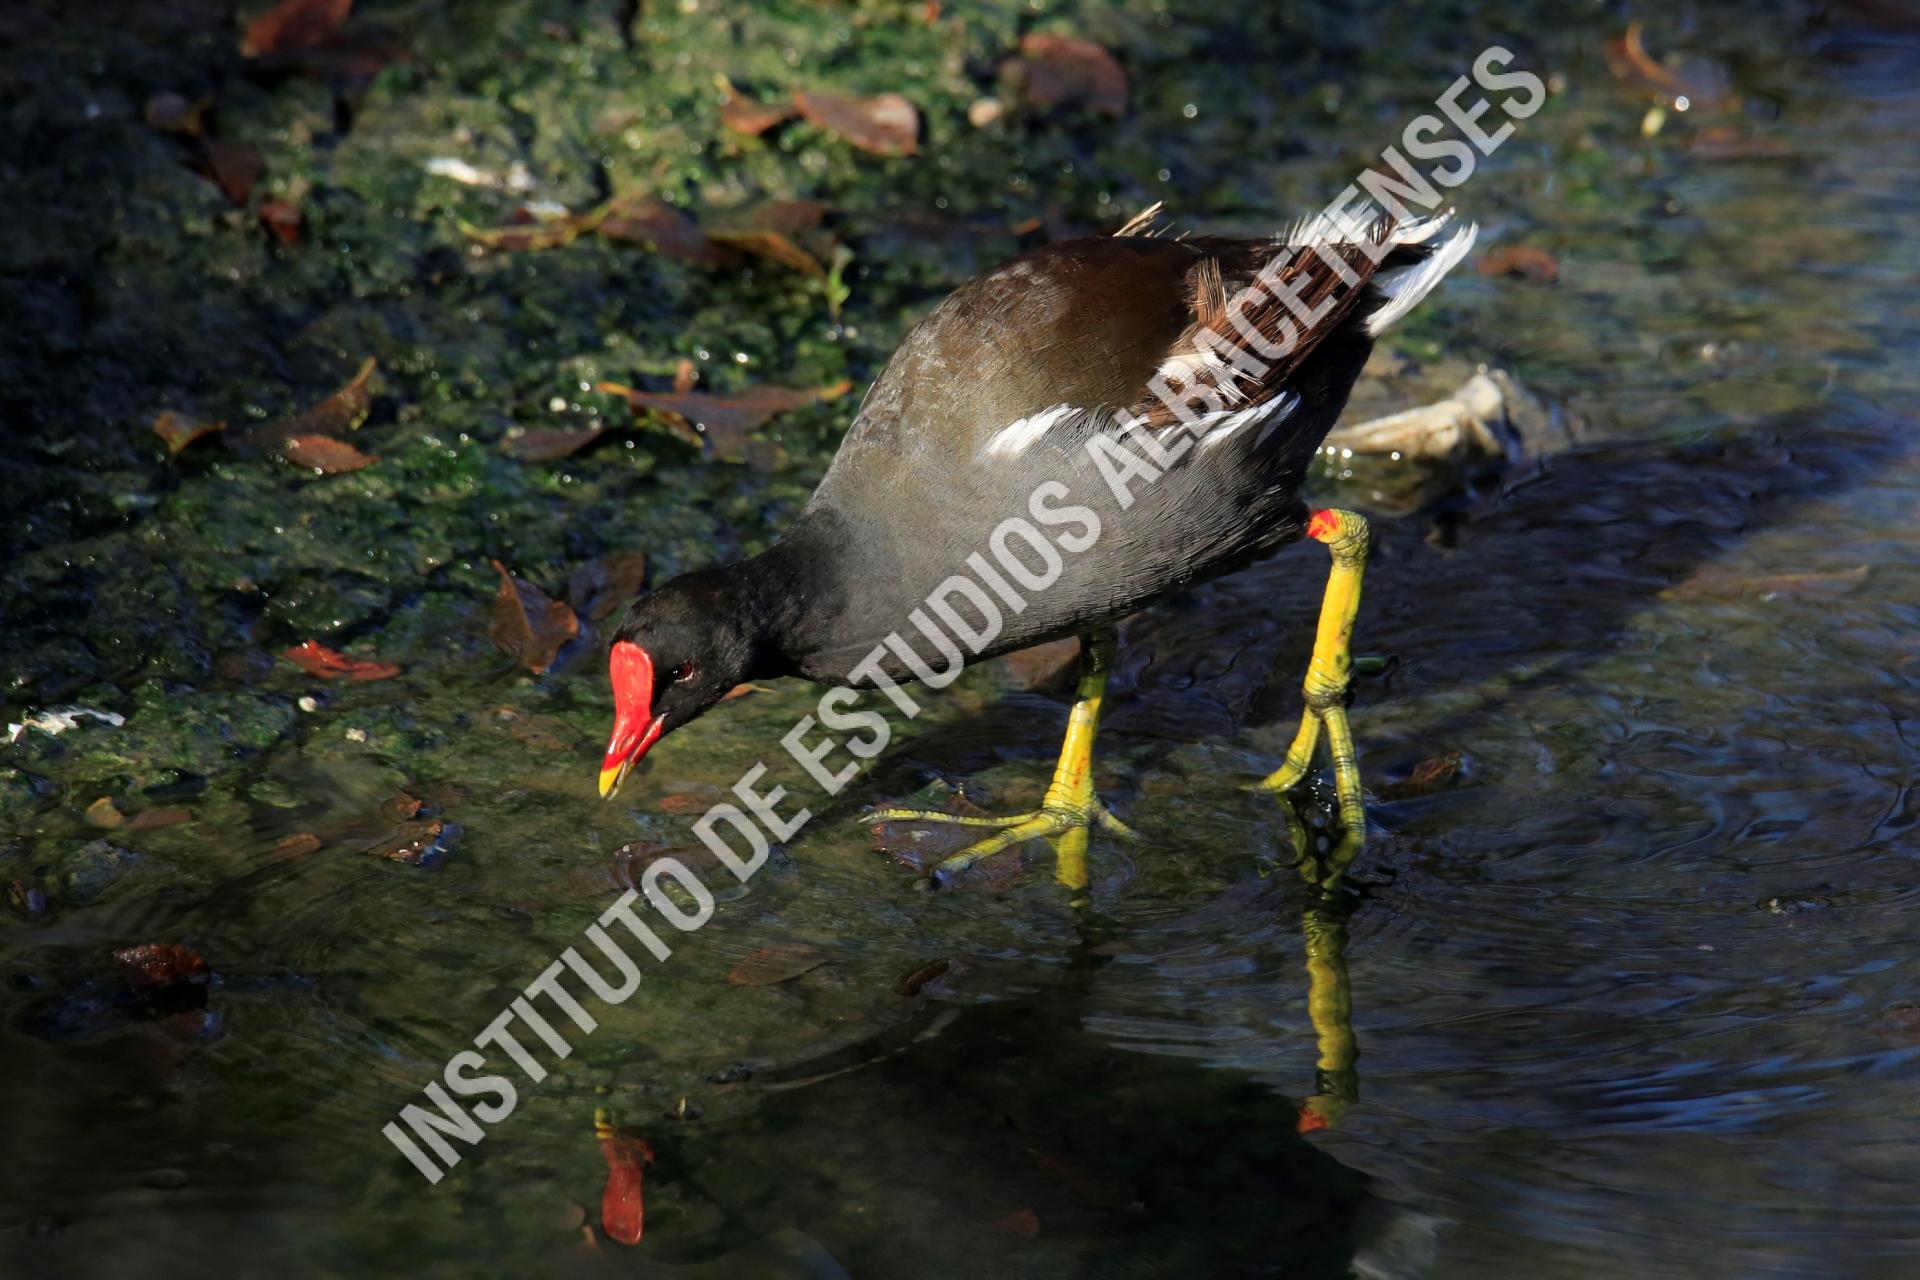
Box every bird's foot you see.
[864,797,1135,891]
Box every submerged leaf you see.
[598,196,740,266]
[1477,245,1560,283]
[194,138,264,206]
[597,379,852,459]
[569,549,650,621]
[459,203,609,252]
[502,426,604,461]
[1374,753,1464,801]
[1010,34,1128,116]
[727,943,828,986]
[1603,22,1730,110]
[792,88,918,156]
[488,560,580,673]
[113,943,211,988]
[241,0,351,57]
[281,640,402,681]
[281,433,374,474]
[153,411,225,454]
[246,357,377,451]
[717,74,797,137]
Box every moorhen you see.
[599,207,1477,888]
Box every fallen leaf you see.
[488,559,580,674]
[597,379,852,459]
[1476,245,1559,284]
[705,227,824,277]
[241,0,352,57]
[792,88,918,156]
[727,943,828,986]
[153,411,225,454]
[368,818,459,867]
[568,549,649,621]
[271,832,323,859]
[145,91,213,135]
[502,426,604,461]
[1687,126,1792,160]
[1661,564,1869,602]
[1374,753,1463,801]
[281,433,375,474]
[194,137,264,206]
[113,943,211,988]
[1009,34,1128,116]
[896,958,951,997]
[1603,22,1729,110]
[128,807,193,832]
[716,74,797,137]
[598,196,740,266]
[247,357,377,450]
[281,640,403,681]
[720,683,769,702]
[260,197,303,245]
[85,796,125,829]
[459,203,609,252]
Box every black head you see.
[598,570,758,798]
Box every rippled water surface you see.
[2,2,1917,1277]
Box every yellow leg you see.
[1261,509,1371,870]
[866,631,1133,891]
[1269,797,1360,1132]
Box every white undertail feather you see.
[984,404,1078,457]
[1365,220,1478,337]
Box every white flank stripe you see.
[1365,221,1478,336]
[983,404,1078,458]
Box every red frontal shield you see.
[600,641,664,797]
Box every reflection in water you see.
[1272,794,1362,1135]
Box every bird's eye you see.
[673,662,695,683]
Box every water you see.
[2,2,1917,1276]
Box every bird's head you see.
[598,574,755,799]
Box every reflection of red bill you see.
[600,641,665,799]
[594,1109,653,1245]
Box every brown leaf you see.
[281,640,403,681]
[85,796,125,829]
[113,943,211,988]
[194,137,264,206]
[458,204,608,252]
[717,75,797,137]
[247,357,377,450]
[1374,753,1463,801]
[488,560,580,674]
[727,943,828,986]
[598,196,741,266]
[720,682,769,702]
[597,379,852,459]
[128,807,193,832]
[241,0,352,57]
[792,88,918,156]
[271,832,323,860]
[282,433,375,474]
[1002,636,1081,692]
[569,549,650,621]
[705,228,824,277]
[1476,245,1560,284]
[1010,34,1128,117]
[502,426,604,461]
[153,411,225,454]
[260,197,303,245]
[144,91,213,136]
[896,958,951,998]
[1602,22,1729,110]
[368,817,458,867]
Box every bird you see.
[597,205,1478,890]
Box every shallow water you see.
[2,2,1918,1276]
